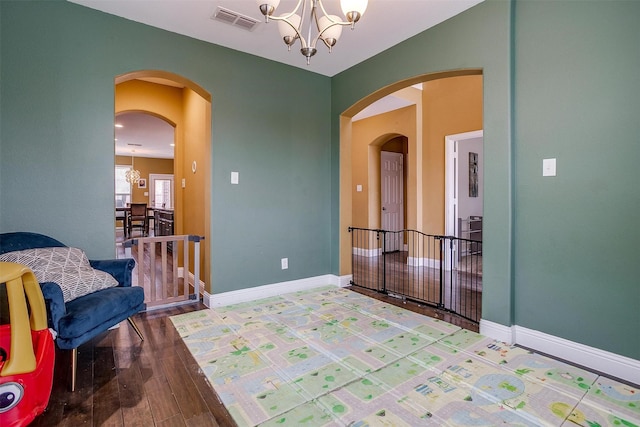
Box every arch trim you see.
[115,70,212,102]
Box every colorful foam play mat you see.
[170,286,639,426]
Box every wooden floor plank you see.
[30,302,227,427]
[117,360,155,426]
[29,348,71,426]
[185,412,221,427]
[59,343,95,426]
[144,375,182,424]
[174,344,237,427]
[92,333,125,426]
[156,414,188,427]
[161,353,211,422]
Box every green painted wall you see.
[331,0,639,359]
[512,0,640,358]
[0,1,332,294]
[2,0,638,359]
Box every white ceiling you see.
[70,0,482,77]
[115,112,175,159]
[77,0,483,157]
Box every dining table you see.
[116,206,154,238]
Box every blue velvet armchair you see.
[0,232,146,391]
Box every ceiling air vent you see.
[212,6,260,32]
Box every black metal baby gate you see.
[348,227,482,323]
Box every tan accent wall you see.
[351,106,417,231]
[115,79,184,224]
[115,78,212,292]
[421,75,483,233]
[182,88,210,287]
[115,156,174,204]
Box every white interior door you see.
[381,151,404,252]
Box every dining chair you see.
[115,209,126,233]
[128,203,149,237]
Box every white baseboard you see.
[205,275,341,308]
[203,289,212,307]
[338,274,352,287]
[407,257,440,268]
[514,326,640,385]
[352,247,382,257]
[480,319,515,344]
[481,320,640,385]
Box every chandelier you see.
[257,0,368,65]
[125,155,141,184]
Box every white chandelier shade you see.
[125,155,141,184]
[257,0,368,64]
[277,13,301,46]
[340,0,368,22]
[125,168,141,184]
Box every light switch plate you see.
[231,171,239,184]
[543,158,556,177]
[281,258,288,269]
[181,178,186,188]
[356,184,362,192]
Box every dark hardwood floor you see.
[31,303,236,427]
[351,250,483,324]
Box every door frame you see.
[445,129,483,269]
[148,173,175,209]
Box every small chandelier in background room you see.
[257,0,368,65]
[125,153,141,184]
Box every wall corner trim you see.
[480,319,516,344]
[338,274,352,287]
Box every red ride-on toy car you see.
[0,262,55,427]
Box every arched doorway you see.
[340,69,483,273]
[340,70,483,324]
[114,70,212,295]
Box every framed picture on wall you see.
[469,152,478,197]
[138,178,147,189]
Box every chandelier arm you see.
[281,17,309,49]
[312,19,351,51]
[317,0,347,25]
[316,0,354,27]
[308,0,319,50]
[263,0,309,49]
[265,0,304,22]
[309,1,347,50]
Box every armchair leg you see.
[127,317,144,341]
[68,320,142,392]
[70,347,77,392]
